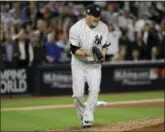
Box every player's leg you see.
[83,64,101,122]
[71,64,86,120]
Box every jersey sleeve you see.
[69,26,80,47]
[102,25,111,48]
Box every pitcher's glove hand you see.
[92,46,104,63]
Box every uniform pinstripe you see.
[69,18,110,122]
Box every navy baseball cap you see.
[86,4,101,17]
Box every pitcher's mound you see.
[51,116,164,132]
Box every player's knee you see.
[72,94,84,99]
[89,89,100,95]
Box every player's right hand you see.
[84,50,91,56]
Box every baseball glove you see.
[92,46,104,63]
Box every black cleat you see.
[82,121,91,128]
[83,125,91,128]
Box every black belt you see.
[83,61,99,64]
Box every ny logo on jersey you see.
[94,35,102,45]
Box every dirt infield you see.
[51,116,164,132]
[46,98,164,132]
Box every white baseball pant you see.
[71,63,101,122]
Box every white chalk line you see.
[1,98,164,112]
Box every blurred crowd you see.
[0,1,164,69]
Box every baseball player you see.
[69,4,110,128]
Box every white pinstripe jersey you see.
[69,18,110,65]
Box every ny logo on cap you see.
[87,9,90,13]
[96,7,100,11]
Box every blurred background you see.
[0,1,164,96]
[0,1,164,69]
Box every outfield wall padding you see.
[0,60,164,96]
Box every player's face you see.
[90,15,100,28]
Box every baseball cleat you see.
[82,121,91,128]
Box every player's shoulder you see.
[99,20,108,29]
[70,19,85,32]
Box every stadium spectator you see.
[119,29,133,59]
[111,46,126,61]
[158,20,165,59]
[43,32,61,65]
[3,30,14,68]
[13,28,34,68]
[56,31,70,63]
[147,22,160,53]
[133,32,148,60]
[30,30,45,66]
[149,2,165,24]
[150,46,160,61]
[143,22,150,46]
[0,31,5,68]
[131,48,140,61]
[104,2,119,24]
[0,44,4,69]
[106,22,122,61]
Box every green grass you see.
[1,91,164,131]
[1,91,164,108]
[1,107,164,131]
